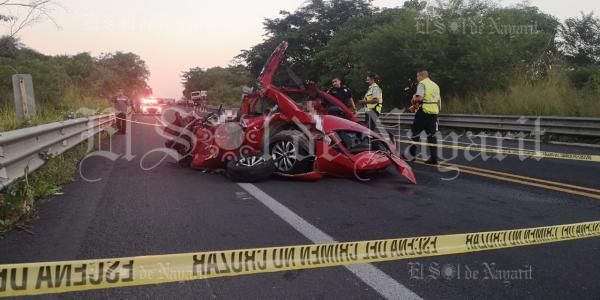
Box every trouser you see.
[116,113,127,134]
[409,109,438,161]
[365,110,380,132]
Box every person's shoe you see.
[424,159,439,165]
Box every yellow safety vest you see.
[421,78,441,115]
[365,83,383,113]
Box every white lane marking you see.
[238,183,422,300]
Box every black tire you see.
[269,130,314,175]
[226,155,275,183]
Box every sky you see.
[8,0,600,98]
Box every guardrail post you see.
[12,74,36,123]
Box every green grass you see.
[444,71,600,117]
[0,91,111,132]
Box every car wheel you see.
[269,130,314,175]
[226,155,275,183]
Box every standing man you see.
[407,70,441,165]
[112,89,130,134]
[358,72,383,131]
[328,77,357,113]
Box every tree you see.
[237,0,376,79]
[181,66,252,106]
[403,0,426,11]
[0,35,20,58]
[97,52,151,99]
[1,45,152,108]
[0,0,60,37]
[559,12,600,66]
[313,8,410,87]
[314,2,559,108]
[60,52,103,94]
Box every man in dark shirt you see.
[328,77,356,113]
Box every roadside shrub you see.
[569,66,600,91]
[444,69,600,117]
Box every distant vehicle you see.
[157,98,176,105]
[191,90,208,110]
[140,98,162,115]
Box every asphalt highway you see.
[1,113,599,299]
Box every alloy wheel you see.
[272,141,297,172]
[236,156,267,167]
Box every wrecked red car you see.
[164,41,416,184]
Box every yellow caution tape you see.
[115,117,165,128]
[2,220,600,297]
[401,140,600,162]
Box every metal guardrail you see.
[359,113,600,137]
[204,104,600,137]
[0,114,115,190]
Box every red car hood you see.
[318,115,417,184]
[319,115,376,135]
[256,41,356,122]
[257,41,288,88]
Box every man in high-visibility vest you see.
[406,70,441,164]
[358,72,383,131]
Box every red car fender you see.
[352,152,393,170]
[265,88,314,124]
[314,138,391,177]
[387,154,417,184]
[314,140,355,178]
[315,134,416,184]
